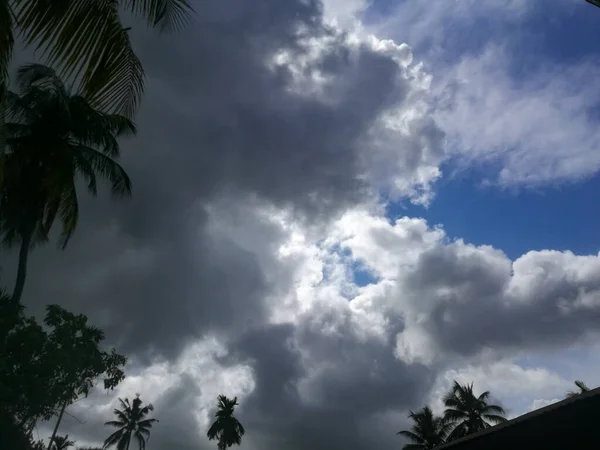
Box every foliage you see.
[0,295,126,443]
[442,381,507,442]
[51,435,75,450]
[207,396,245,450]
[2,64,134,304]
[566,380,590,398]
[104,395,158,450]
[0,0,194,118]
[397,406,450,450]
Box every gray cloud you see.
[5,0,431,359]
[223,316,434,450]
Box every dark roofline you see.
[435,386,600,449]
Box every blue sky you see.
[369,0,600,259]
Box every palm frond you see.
[137,418,158,428]
[103,429,125,449]
[207,421,220,440]
[116,431,131,450]
[82,22,144,118]
[0,0,13,80]
[14,0,143,118]
[481,404,506,415]
[74,145,131,196]
[134,431,146,450]
[104,421,125,428]
[483,414,508,424]
[121,0,194,32]
[397,430,424,443]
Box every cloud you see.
[372,0,531,59]
[433,45,600,186]
[29,200,600,450]
[4,0,445,359]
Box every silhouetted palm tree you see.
[51,435,75,450]
[443,381,507,441]
[397,406,450,449]
[2,64,134,305]
[103,395,157,450]
[207,396,245,450]
[566,380,591,398]
[0,0,193,118]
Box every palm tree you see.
[207,396,245,450]
[443,381,507,442]
[2,63,134,305]
[104,395,157,450]
[0,0,194,118]
[566,380,591,398]
[51,435,75,450]
[397,406,450,449]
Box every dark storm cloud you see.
[223,315,435,450]
[4,0,414,359]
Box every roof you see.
[435,386,600,450]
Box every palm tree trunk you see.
[10,227,33,305]
[47,401,67,450]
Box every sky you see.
[6,0,600,449]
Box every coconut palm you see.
[443,381,507,442]
[51,435,75,450]
[2,63,134,305]
[207,396,245,450]
[566,380,591,398]
[0,0,193,118]
[397,406,450,449]
[103,396,157,450]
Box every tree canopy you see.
[0,294,126,446]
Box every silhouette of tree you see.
[207,396,245,450]
[51,435,75,450]
[397,406,450,449]
[2,64,134,305]
[566,380,591,398]
[443,381,507,441]
[104,396,158,450]
[0,296,126,449]
[0,0,194,118]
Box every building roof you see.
[435,386,600,450]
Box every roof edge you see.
[435,386,600,449]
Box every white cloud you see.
[373,0,531,56]
[433,45,600,186]
[266,23,446,204]
[428,360,567,417]
[206,200,600,368]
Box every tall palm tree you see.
[51,435,75,450]
[0,0,193,118]
[566,380,591,398]
[443,381,507,442]
[2,63,134,305]
[397,406,450,449]
[207,396,245,450]
[104,396,157,450]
